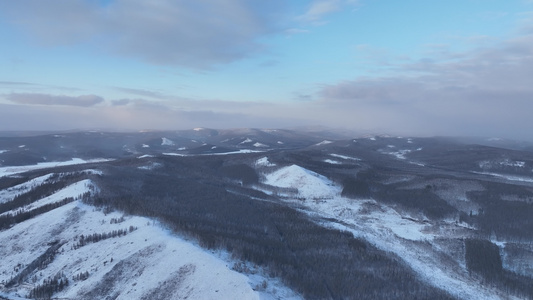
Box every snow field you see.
[0,158,113,178]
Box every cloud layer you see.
[6,93,104,107]
[1,0,287,68]
[317,27,533,139]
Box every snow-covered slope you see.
[264,165,339,199]
[0,201,261,300]
[0,179,95,217]
[0,174,299,300]
[0,158,112,178]
[260,164,513,300]
[0,174,54,204]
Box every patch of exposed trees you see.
[72,227,137,250]
[0,197,75,230]
[28,272,69,300]
[6,240,65,288]
[465,239,533,298]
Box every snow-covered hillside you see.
[0,174,300,300]
[0,158,112,178]
[259,164,514,300]
[264,165,339,199]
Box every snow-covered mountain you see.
[1,130,533,299]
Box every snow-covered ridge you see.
[161,137,175,146]
[253,142,268,148]
[258,164,505,300]
[0,178,299,300]
[0,201,261,300]
[255,157,275,167]
[0,173,54,204]
[0,158,113,178]
[473,172,533,183]
[0,179,96,218]
[239,138,253,144]
[330,154,361,161]
[314,140,332,146]
[163,149,264,157]
[264,165,339,200]
[323,159,342,165]
[479,159,526,169]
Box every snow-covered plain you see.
[0,158,113,178]
[259,164,512,300]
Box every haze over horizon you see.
[1,1,533,140]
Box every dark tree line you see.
[28,272,69,299]
[465,239,533,298]
[340,170,457,219]
[0,172,86,215]
[0,197,75,230]
[6,241,65,288]
[73,227,137,249]
[465,182,533,241]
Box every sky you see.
[1,0,533,140]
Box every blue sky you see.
[1,0,533,139]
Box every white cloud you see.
[6,93,104,107]
[317,31,533,140]
[0,0,287,68]
[298,0,341,22]
[297,0,357,24]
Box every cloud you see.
[285,28,310,35]
[0,81,36,86]
[6,93,104,107]
[298,0,341,23]
[0,0,287,68]
[297,0,357,24]
[317,31,533,139]
[112,87,167,100]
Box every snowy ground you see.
[329,153,361,161]
[473,171,533,183]
[0,179,95,217]
[0,158,113,178]
[259,164,516,300]
[0,173,300,300]
[255,157,275,167]
[0,174,54,204]
[163,149,264,157]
